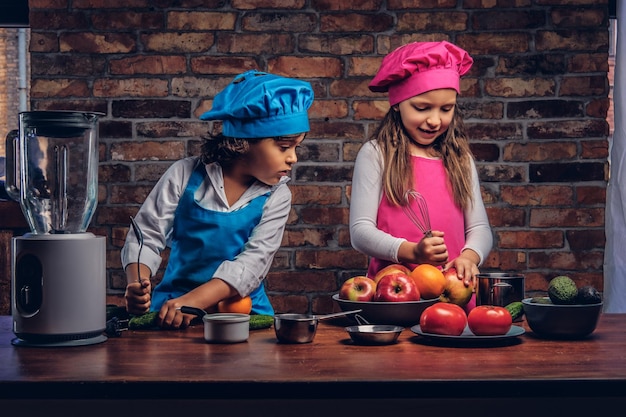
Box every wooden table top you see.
[2,314,626,401]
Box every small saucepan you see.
[344,315,404,345]
[274,309,362,344]
[180,306,250,343]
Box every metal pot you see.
[477,273,525,308]
[274,309,361,344]
[180,306,249,343]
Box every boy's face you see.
[396,88,457,153]
[244,133,306,186]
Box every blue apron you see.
[151,162,274,315]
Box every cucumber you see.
[129,312,274,330]
[249,314,274,330]
[504,301,524,320]
[530,296,552,304]
[129,311,159,330]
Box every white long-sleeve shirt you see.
[121,157,291,296]
[349,140,493,265]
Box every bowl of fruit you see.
[334,264,472,327]
[522,275,603,339]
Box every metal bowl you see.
[332,294,439,327]
[273,314,318,344]
[522,297,603,339]
[345,324,404,345]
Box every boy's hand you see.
[124,279,152,316]
[157,296,198,329]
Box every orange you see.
[411,264,446,300]
[217,295,252,314]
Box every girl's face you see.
[396,88,458,154]
[243,133,306,186]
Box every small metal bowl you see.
[344,315,404,345]
[345,324,404,345]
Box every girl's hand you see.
[414,230,448,266]
[124,279,152,316]
[445,252,480,289]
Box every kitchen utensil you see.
[129,215,145,284]
[521,298,602,339]
[345,315,403,345]
[8,111,107,347]
[180,306,250,343]
[273,309,362,344]
[477,273,525,308]
[402,189,433,238]
[333,293,438,327]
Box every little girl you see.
[349,41,492,309]
[121,70,314,328]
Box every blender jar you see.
[5,111,103,234]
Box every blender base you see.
[12,233,107,347]
[11,334,107,347]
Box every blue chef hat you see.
[199,70,314,139]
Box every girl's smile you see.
[397,88,458,155]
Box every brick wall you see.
[18,0,609,315]
[0,28,22,154]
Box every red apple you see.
[373,273,421,302]
[339,276,377,301]
[373,264,412,285]
[439,267,474,307]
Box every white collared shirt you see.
[121,157,291,296]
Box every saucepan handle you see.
[178,306,207,318]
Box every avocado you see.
[530,296,553,304]
[576,285,602,304]
[548,275,578,305]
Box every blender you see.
[5,111,107,347]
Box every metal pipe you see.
[17,28,27,112]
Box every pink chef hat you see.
[369,41,473,106]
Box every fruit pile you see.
[529,275,602,305]
[338,263,473,307]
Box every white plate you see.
[411,324,525,344]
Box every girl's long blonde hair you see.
[373,107,475,210]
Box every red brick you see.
[94,78,169,97]
[167,12,237,31]
[320,13,394,32]
[110,141,186,162]
[140,32,214,53]
[296,249,368,269]
[529,208,604,228]
[268,56,342,78]
[242,12,316,32]
[397,12,468,32]
[497,231,564,249]
[30,79,90,98]
[232,0,306,9]
[60,33,136,54]
[110,56,186,75]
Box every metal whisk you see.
[402,189,433,238]
[129,216,144,284]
